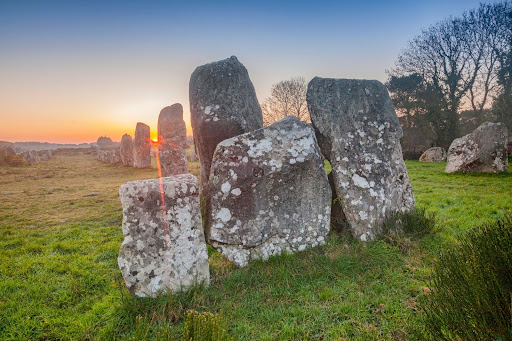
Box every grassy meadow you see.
[0,149,511,340]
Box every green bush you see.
[381,207,436,253]
[182,310,231,341]
[421,214,512,340]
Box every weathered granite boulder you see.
[419,147,446,162]
[158,104,187,176]
[206,116,331,267]
[118,174,209,297]
[39,150,52,161]
[120,134,134,167]
[21,150,40,163]
[134,122,151,168]
[446,122,508,173]
[307,77,415,241]
[189,56,263,198]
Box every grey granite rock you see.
[158,104,187,176]
[120,134,134,167]
[97,147,121,163]
[39,150,52,161]
[446,122,508,173]
[307,77,415,241]
[189,56,263,199]
[134,122,151,168]
[206,116,331,267]
[118,174,209,297]
[419,147,446,162]
[21,150,40,163]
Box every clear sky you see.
[0,0,501,143]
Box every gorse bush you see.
[380,207,436,253]
[0,155,26,166]
[421,214,512,340]
[182,310,231,341]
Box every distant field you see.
[0,150,510,340]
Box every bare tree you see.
[261,77,309,126]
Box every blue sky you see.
[0,0,501,142]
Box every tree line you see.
[261,1,511,153]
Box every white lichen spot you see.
[352,174,370,188]
[221,182,231,193]
[231,188,241,196]
[216,208,231,223]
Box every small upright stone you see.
[118,174,209,297]
[158,104,187,176]
[307,77,415,241]
[120,134,134,167]
[446,122,508,173]
[206,117,331,267]
[419,147,447,162]
[189,56,263,197]
[133,122,151,168]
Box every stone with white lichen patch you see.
[419,147,446,162]
[307,77,415,241]
[189,56,263,200]
[205,116,331,267]
[445,122,508,173]
[158,104,188,176]
[118,174,209,297]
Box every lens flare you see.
[154,144,169,250]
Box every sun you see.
[151,138,159,146]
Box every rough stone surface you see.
[206,116,331,267]
[39,150,52,161]
[118,174,209,297]
[133,122,151,168]
[446,122,508,173]
[21,150,40,163]
[307,77,415,241]
[419,147,446,162]
[158,104,188,176]
[97,147,121,163]
[120,134,134,167]
[190,56,263,198]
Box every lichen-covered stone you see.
[158,104,187,176]
[21,150,40,163]
[446,122,508,173]
[134,122,151,168]
[419,147,446,162]
[118,174,209,297]
[120,134,134,167]
[97,147,121,163]
[189,56,263,198]
[206,116,331,267]
[307,77,415,241]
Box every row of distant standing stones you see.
[114,56,509,297]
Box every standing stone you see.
[21,150,40,163]
[307,77,415,241]
[39,150,52,161]
[419,147,447,162]
[133,122,151,168]
[120,134,134,167]
[206,116,331,267]
[97,147,120,163]
[118,174,209,297]
[446,122,508,173]
[189,56,263,198]
[158,104,188,176]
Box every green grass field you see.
[0,149,510,340]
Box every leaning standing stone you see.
[118,174,210,297]
[446,122,508,173]
[120,134,134,167]
[419,147,446,162]
[189,56,263,198]
[158,104,187,176]
[133,122,151,168]
[307,77,415,241]
[206,116,331,267]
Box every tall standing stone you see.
[120,134,134,167]
[189,56,263,198]
[307,77,415,241]
[158,104,188,176]
[118,174,210,297]
[206,117,331,267]
[445,122,508,173]
[133,122,151,168]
